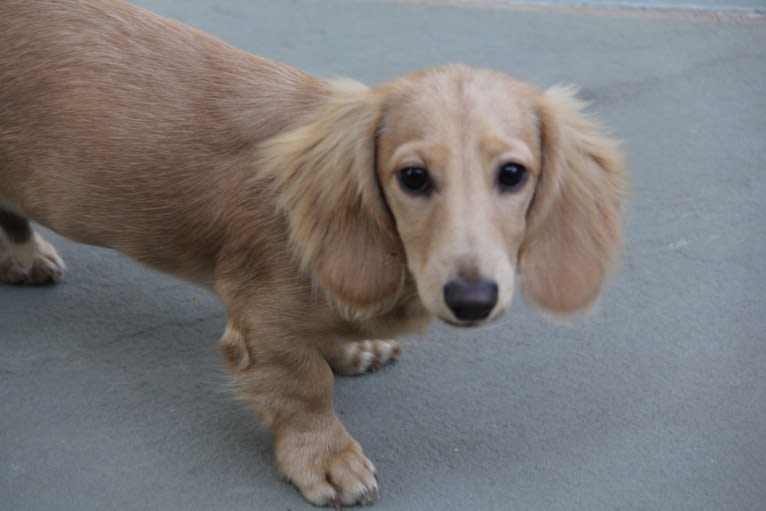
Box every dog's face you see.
[266,65,624,324]
[377,69,540,326]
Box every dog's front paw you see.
[276,419,379,507]
[324,339,402,376]
[0,233,66,285]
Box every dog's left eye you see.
[497,163,528,192]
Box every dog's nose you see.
[443,278,498,322]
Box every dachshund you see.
[0,0,627,506]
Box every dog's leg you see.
[318,339,401,376]
[0,209,66,284]
[218,321,380,507]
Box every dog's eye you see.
[398,167,431,195]
[497,163,528,192]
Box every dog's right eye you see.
[398,167,431,195]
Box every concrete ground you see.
[487,0,765,13]
[2,1,765,510]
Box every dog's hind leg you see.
[0,208,66,284]
[318,339,402,376]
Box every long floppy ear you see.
[520,86,627,316]
[258,79,405,316]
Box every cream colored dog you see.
[0,0,627,506]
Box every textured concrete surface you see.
[489,0,765,13]
[2,1,765,510]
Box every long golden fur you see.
[0,0,627,506]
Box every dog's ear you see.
[520,86,627,316]
[259,79,405,316]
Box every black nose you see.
[443,278,498,322]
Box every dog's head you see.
[262,65,626,325]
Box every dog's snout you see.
[443,278,498,322]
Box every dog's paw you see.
[300,445,379,508]
[326,339,401,376]
[0,233,66,285]
[277,424,379,507]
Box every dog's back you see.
[0,0,323,282]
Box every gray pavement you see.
[488,0,765,13]
[2,1,765,510]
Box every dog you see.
[0,0,627,506]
